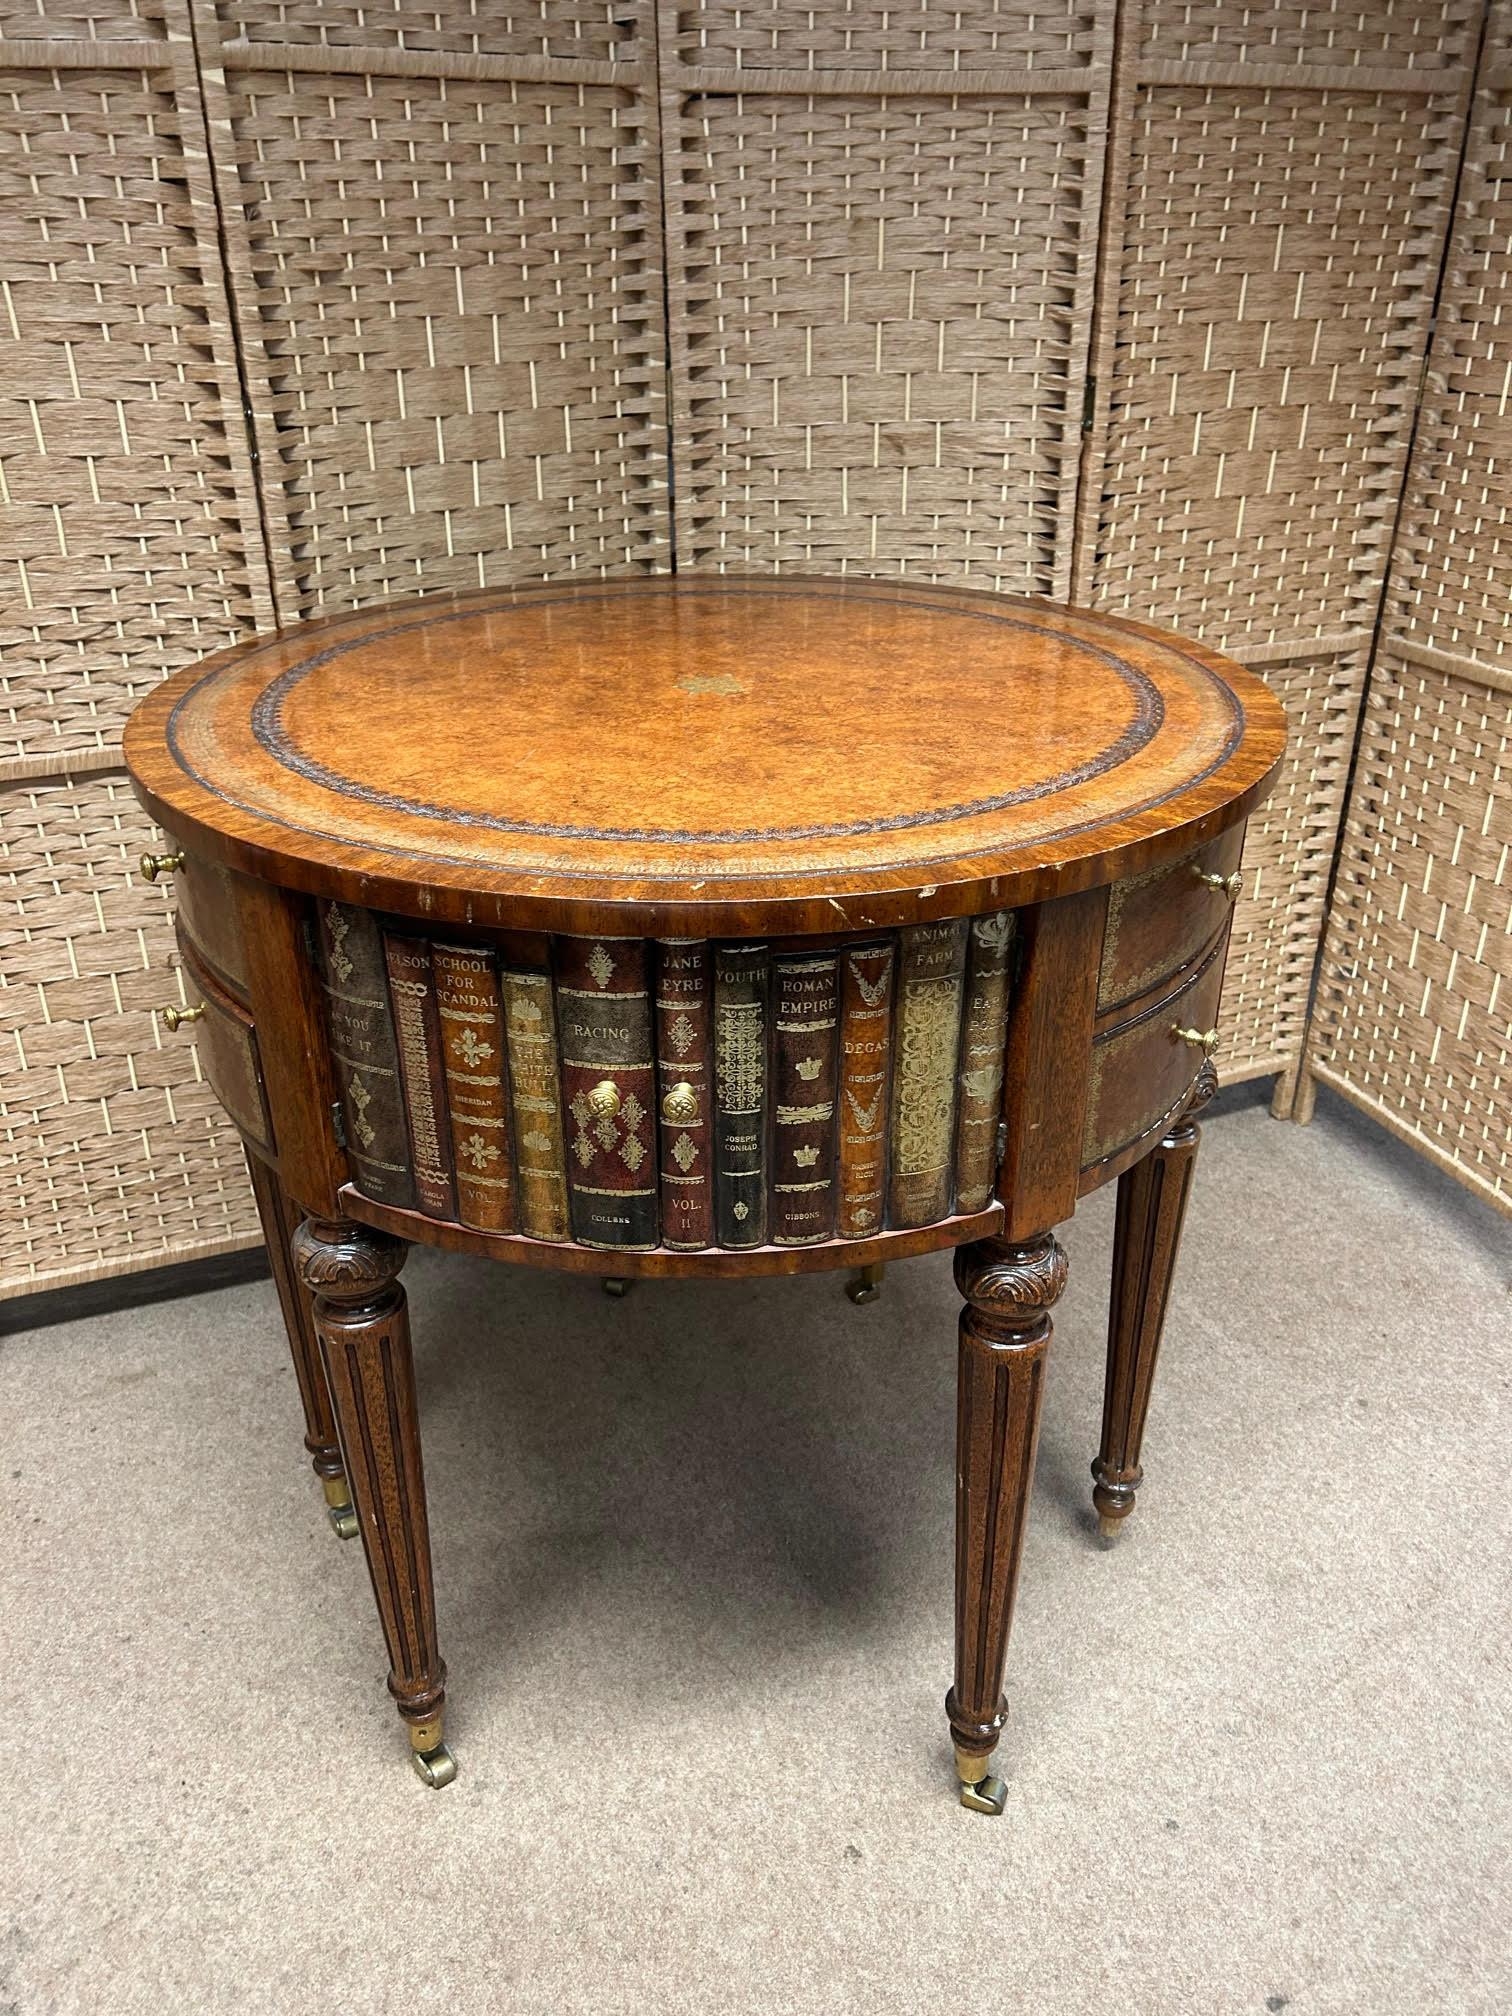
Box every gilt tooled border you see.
[163,581,1248,878]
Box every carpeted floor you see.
[2,1081,1508,2016]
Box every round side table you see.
[124,576,1286,1807]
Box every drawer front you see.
[1082,941,1227,1174]
[174,926,275,1154]
[174,855,251,999]
[1097,825,1244,1017]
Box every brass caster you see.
[959,1773,1007,1815]
[845,1263,884,1305]
[1098,1512,1126,1542]
[328,1504,359,1540]
[411,1742,457,1789]
[954,1744,1006,1815]
[602,1277,632,1298]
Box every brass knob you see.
[161,1002,204,1032]
[662,1082,698,1124]
[1193,866,1242,903]
[1173,1024,1220,1055]
[140,851,185,883]
[587,1079,621,1121]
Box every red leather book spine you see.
[887,919,969,1229]
[770,949,840,1245]
[953,912,1015,1213]
[836,940,896,1238]
[431,939,516,1234]
[382,932,457,1220]
[556,936,659,1251]
[654,939,714,1252]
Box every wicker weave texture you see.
[1306,14,1512,1215]
[194,0,669,622]
[0,769,261,1297]
[1074,0,1480,1093]
[659,1,1112,590]
[0,25,271,772]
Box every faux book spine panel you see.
[314,916,1016,1251]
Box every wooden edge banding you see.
[339,1186,1004,1279]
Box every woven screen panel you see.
[671,0,1098,71]
[660,1,1112,591]
[0,769,261,1298]
[194,0,669,621]
[1073,0,1481,1094]
[226,0,634,60]
[0,29,272,772]
[1305,18,1512,1216]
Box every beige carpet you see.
[2,1082,1508,2015]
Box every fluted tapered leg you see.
[1093,1061,1217,1538]
[292,1214,453,1787]
[947,1231,1067,1813]
[245,1152,356,1537]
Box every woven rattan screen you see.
[1,0,271,1296]
[1073,0,1482,1101]
[1304,6,1512,1217]
[189,0,671,619]
[657,0,1114,593]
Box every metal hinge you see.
[301,912,319,964]
[995,1117,1009,1169]
[330,1100,348,1150]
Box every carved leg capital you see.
[948,1231,1066,1813]
[294,1214,453,1786]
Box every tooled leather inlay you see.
[161,578,1248,881]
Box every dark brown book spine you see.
[316,900,415,1211]
[771,950,839,1245]
[556,937,658,1251]
[954,912,1015,1213]
[500,966,570,1242]
[431,939,515,1234]
[383,933,457,1221]
[713,943,769,1249]
[654,939,714,1252]
[887,919,969,1229]
[836,940,896,1238]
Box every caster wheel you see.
[328,1504,359,1540]
[602,1277,632,1298]
[412,1742,458,1789]
[845,1264,884,1305]
[959,1773,1006,1815]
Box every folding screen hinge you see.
[1081,375,1097,435]
[330,1100,348,1151]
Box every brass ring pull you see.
[1173,1024,1220,1055]
[1192,866,1242,903]
[587,1079,621,1121]
[162,1002,205,1033]
[140,851,185,883]
[661,1082,698,1124]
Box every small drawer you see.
[1097,825,1244,1018]
[172,926,275,1155]
[1082,939,1226,1176]
[175,855,252,1000]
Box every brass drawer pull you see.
[161,1002,204,1033]
[1192,865,1242,903]
[141,850,186,883]
[587,1079,621,1121]
[661,1081,698,1124]
[1173,1024,1219,1055]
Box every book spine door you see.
[771,950,839,1245]
[557,937,659,1251]
[382,933,457,1220]
[713,943,770,1249]
[432,939,516,1233]
[654,939,714,1251]
[953,913,1015,1213]
[887,920,969,1229]
[501,966,571,1242]
[836,941,896,1238]
[315,901,416,1210]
